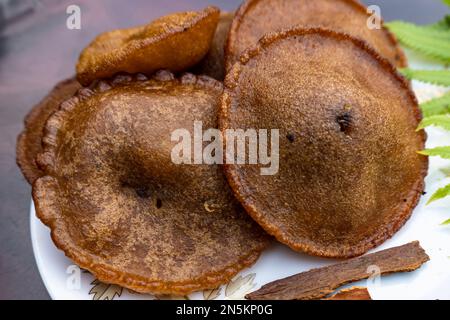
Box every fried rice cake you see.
[33,71,269,294]
[226,0,406,70]
[220,28,427,258]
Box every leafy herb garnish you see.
[420,92,450,117]
[400,68,450,86]
[380,2,450,224]
[417,114,450,131]
[427,15,450,30]
[386,21,450,63]
[427,185,450,205]
[418,146,450,159]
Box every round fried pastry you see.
[226,0,406,69]
[221,28,427,258]
[33,71,269,294]
[76,6,220,86]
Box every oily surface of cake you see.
[226,0,406,69]
[33,72,269,294]
[221,28,427,258]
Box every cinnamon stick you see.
[246,241,429,300]
[325,287,371,300]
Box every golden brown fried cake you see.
[220,28,427,258]
[16,78,81,184]
[194,12,234,80]
[76,6,220,86]
[226,0,406,69]
[33,71,269,295]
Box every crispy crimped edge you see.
[16,77,80,184]
[32,71,268,295]
[225,0,407,71]
[76,6,221,86]
[220,27,428,258]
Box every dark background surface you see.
[0,0,447,300]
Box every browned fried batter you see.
[194,12,234,80]
[16,78,81,184]
[76,7,220,85]
[33,71,269,295]
[221,28,427,258]
[226,0,406,69]
[246,241,429,300]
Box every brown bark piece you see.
[246,241,429,300]
[325,287,371,300]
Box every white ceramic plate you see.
[30,50,450,300]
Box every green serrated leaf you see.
[418,146,450,159]
[427,184,450,204]
[441,218,450,225]
[386,21,450,63]
[417,115,450,131]
[439,166,450,176]
[400,68,450,86]
[427,15,450,30]
[421,92,450,117]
